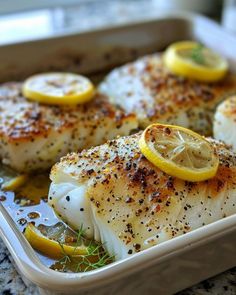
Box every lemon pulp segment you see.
[22,73,95,105]
[164,41,228,82]
[24,223,88,260]
[139,124,219,182]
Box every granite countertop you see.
[0,1,236,294]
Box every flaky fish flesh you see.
[0,83,137,172]
[49,133,236,260]
[99,54,236,135]
[214,95,236,152]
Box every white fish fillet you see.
[99,54,236,135]
[0,83,137,172]
[214,95,236,152]
[48,133,236,260]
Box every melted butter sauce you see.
[0,165,110,272]
[15,174,50,206]
[0,166,60,268]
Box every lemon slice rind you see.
[139,124,219,182]
[22,73,95,105]
[164,41,228,82]
[24,223,88,260]
[2,175,28,191]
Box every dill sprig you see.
[53,225,115,273]
[57,240,72,272]
[76,224,86,242]
[190,44,205,65]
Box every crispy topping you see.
[100,53,236,134]
[0,82,135,142]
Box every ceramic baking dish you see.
[0,12,236,295]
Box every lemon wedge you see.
[24,223,88,260]
[164,41,228,82]
[139,124,219,182]
[22,73,95,105]
[2,174,28,191]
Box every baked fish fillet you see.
[0,82,137,172]
[99,54,236,135]
[49,133,236,260]
[214,95,236,151]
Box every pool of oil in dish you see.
[0,166,59,267]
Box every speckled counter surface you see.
[0,236,236,294]
[0,1,236,294]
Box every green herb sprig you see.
[52,225,114,273]
[190,44,206,65]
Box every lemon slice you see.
[164,41,228,82]
[24,223,88,259]
[22,73,95,105]
[139,124,219,182]
[2,174,28,191]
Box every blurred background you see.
[0,0,235,45]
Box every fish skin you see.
[0,82,137,172]
[49,133,236,260]
[99,54,236,135]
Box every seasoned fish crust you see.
[49,133,236,260]
[99,54,236,135]
[0,82,137,172]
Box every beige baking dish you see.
[0,12,236,295]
